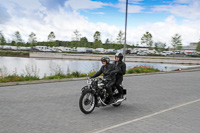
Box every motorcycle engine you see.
[98,82,104,89]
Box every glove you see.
[110,72,115,76]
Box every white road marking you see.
[93,98,200,133]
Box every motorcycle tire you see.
[79,90,96,114]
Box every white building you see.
[182,42,198,51]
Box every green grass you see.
[0,66,160,83]
[0,50,29,56]
[0,75,40,83]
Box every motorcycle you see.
[79,75,127,114]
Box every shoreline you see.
[1,68,200,87]
[0,50,29,58]
[30,52,200,65]
[1,51,200,65]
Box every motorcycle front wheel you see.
[79,90,96,114]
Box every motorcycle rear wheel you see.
[79,90,96,114]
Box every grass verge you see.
[0,66,160,83]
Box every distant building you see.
[182,42,198,51]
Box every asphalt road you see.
[0,71,200,133]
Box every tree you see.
[196,41,200,52]
[154,42,166,52]
[141,31,153,48]
[80,37,88,47]
[0,31,6,45]
[72,30,81,41]
[116,30,124,44]
[93,31,101,42]
[104,38,111,49]
[14,31,23,43]
[28,32,37,46]
[105,38,110,44]
[93,40,102,49]
[71,30,81,47]
[93,31,102,48]
[48,31,56,42]
[171,33,182,50]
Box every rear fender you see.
[123,89,127,95]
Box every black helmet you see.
[101,56,110,63]
[115,53,123,60]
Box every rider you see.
[90,56,120,104]
[112,53,126,98]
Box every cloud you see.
[119,0,143,4]
[39,0,66,10]
[0,0,200,48]
[127,15,200,46]
[0,5,11,24]
[64,0,108,10]
[92,12,105,15]
[152,0,200,19]
[116,3,144,13]
[114,0,144,13]
[0,0,119,42]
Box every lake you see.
[0,56,189,78]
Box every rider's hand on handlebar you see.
[110,72,115,76]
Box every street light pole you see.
[123,0,128,62]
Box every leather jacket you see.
[112,60,126,78]
[90,63,120,80]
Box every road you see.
[0,71,200,133]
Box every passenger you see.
[112,53,126,98]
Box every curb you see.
[1,68,200,87]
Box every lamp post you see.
[123,0,128,62]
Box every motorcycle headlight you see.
[87,79,92,84]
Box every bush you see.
[71,71,81,77]
[126,65,160,74]
[0,74,39,83]
[0,51,29,57]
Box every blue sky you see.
[0,0,200,46]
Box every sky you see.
[0,0,200,47]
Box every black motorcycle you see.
[79,76,126,114]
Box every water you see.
[0,57,189,78]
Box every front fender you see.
[81,86,95,94]
[81,86,89,92]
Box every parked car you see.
[185,51,199,56]
[137,51,148,55]
[160,51,173,56]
